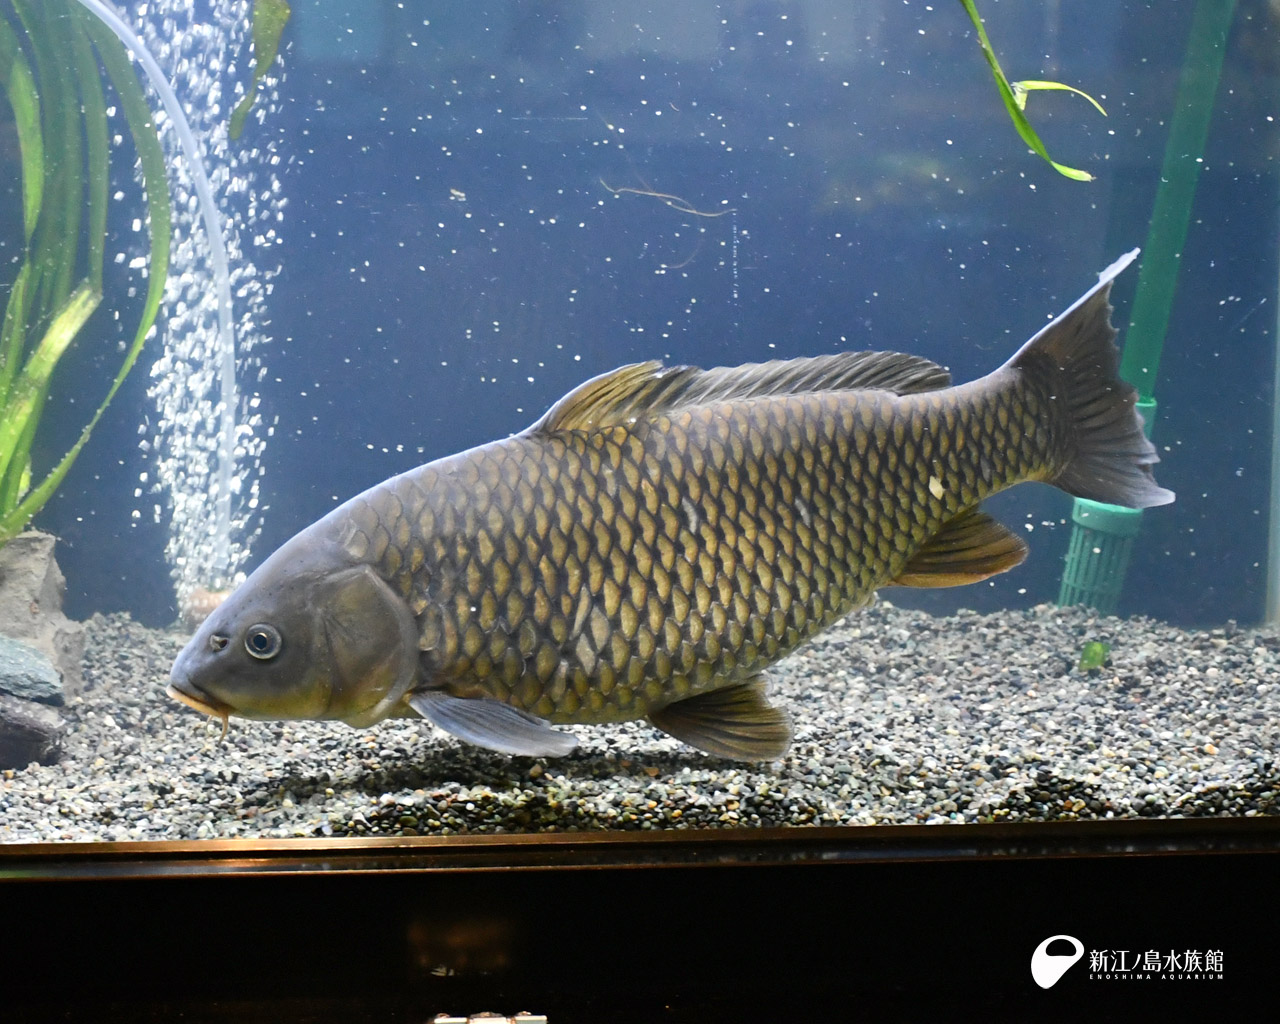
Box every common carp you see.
[168,250,1173,760]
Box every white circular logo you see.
[1031,934,1085,989]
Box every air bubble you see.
[131,0,285,608]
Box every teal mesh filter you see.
[1058,499,1144,614]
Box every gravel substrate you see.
[2,601,1278,842]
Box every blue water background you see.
[31,0,1280,628]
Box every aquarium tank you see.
[1,0,1277,845]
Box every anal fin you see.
[648,677,793,761]
[408,691,579,757]
[894,507,1027,588]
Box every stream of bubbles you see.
[85,0,286,613]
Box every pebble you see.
[0,603,1278,842]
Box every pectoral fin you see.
[648,677,793,761]
[408,691,579,757]
[894,507,1028,587]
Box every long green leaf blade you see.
[1011,79,1108,117]
[71,13,110,289]
[0,12,43,242]
[230,0,291,139]
[0,262,32,406]
[78,5,172,385]
[957,0,1097,181]
[0,282,100,495]
[14,0,83,310]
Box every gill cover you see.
[317,564,420,726]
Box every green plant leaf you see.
[0,13,43,243]
[0,282,101,501]
[957,0,1099,182]
[1010,79,1107,117]
[1078,641,1111,672]
[0,263,32,408]
[77,4,172,373]
[0,1,173,542]
[229,0,290,140]
[14,0,82,312]
[71,11,110,290]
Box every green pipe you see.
[1120,0,1237,400]
[1059,0,1234,613]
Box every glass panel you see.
[2,0,1275,843]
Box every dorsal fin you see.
[526,351,951,434]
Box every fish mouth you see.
[166,678,233,739]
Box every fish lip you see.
[166,678,233,718]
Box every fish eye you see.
[209,634,229,653]
[244,623,283,660]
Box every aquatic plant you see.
[957,0,1106,181]
[1078,641,1111,673]
[230,0,291,141]
[0,0,170,543]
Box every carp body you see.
[169,251,1172,760]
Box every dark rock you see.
[0,635,63,705]
[0,693,64,768]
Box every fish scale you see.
[168,251,1174,760]
[342,375,1050,727]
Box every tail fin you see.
[1008,250,1175,509]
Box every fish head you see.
[168,542,420,730]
